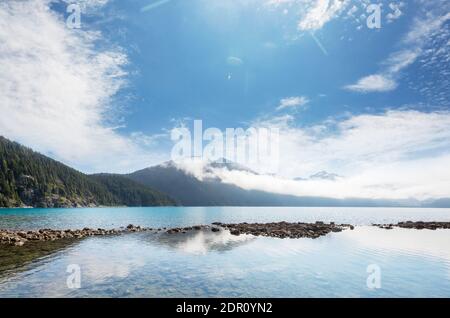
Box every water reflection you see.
[151,229,255,255]
[342,227,450,262]
[340,227,450,280]
[63,236,149,283]
[0,238,79,278]
[0,227,449,297]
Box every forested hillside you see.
[91,174,175,207]
[0,136,174,207]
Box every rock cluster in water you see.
[373,224,395,230]
[213,221,354,239]
[4,220,450,247]
[375,221,450,230]
[166,225,212,234]
[164,222,354,239]
[0,224,151,247]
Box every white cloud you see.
[0,0,166,173]
[345,49,421,93]
[383,49,421,73]
[212,157,450,200]
[386,2,404,23]
[403,11,450,45]
[276,96,309,110]
[130,132,168,147]
[346,5,358,17]
[344,74,397,93]
[227,56,244,66]
[297,0,349,31]
[403,2,450,105]
[345,4,449,94]
[62,0,111,10]
[180,110,450,200]
[264,0,409,34]
[265,0,295,7]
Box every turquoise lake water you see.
[0,207,450,297]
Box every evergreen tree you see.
[0,136,175,207]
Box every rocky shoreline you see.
[3,221,450,247]
[0,224,152,247]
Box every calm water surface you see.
[0,207,449,297]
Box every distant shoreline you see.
[2,205,450,209]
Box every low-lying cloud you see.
[179,110,450,200]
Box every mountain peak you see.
[206,158,258,175]
[294,171,342,181]
[309,171,341,181]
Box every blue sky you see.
[88,0,445,129]
[1,0,450,200]
[62,0,444,131]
